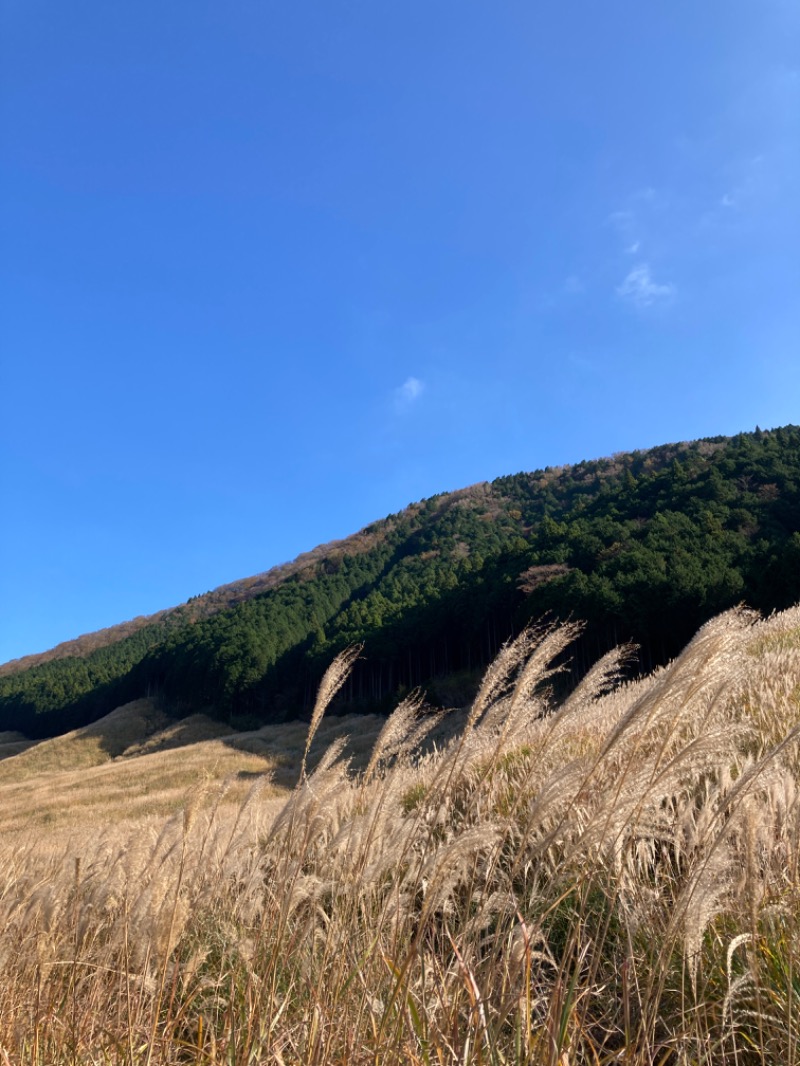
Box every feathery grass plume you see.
[592,607,755,775]
[5,606,800,1063]
[555,642,638,723]
[182,778,210,835]
[300,644,362,781]
[466,625,540,733]
[362,689,426,787]
[507,619,584,714]
[310,734,350,779]
[397,707,449,767]
[429,626,564,805]
[475,621,585,790]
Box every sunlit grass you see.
[2,607,800,1063]
[0,704,386,836]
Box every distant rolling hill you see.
[0,698,387,837]
[3,424,800,739]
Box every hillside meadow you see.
[2,607,800,1063]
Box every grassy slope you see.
[0,731,35,760]
[2,608,800,1062]
[0,699,388,837]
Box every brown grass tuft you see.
[2,608,800,1063]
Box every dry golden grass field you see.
[2,608,800,1064]
[0,701,386,839]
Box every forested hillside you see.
[3,425,799,737]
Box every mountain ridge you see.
[0,516,423,677]
[1,480,500,678]
[4,425,799,738]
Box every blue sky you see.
[1,0,798,664]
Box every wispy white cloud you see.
[720,193,736,208]
[616,263,676,308]
[394,376,425,412]
[625,240,641,254]
[564,274,585,294]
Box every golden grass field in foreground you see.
[2,607,800,1064]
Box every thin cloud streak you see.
[617,264,676,308]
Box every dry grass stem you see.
[2,607,800,1063]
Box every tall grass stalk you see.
[2,606,800,1063]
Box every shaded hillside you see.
[3,425,800,737]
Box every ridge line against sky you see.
[1,0,798,663]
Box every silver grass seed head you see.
[508,620,584,714]
[363,689,426,786]
[467,627,541,732]
[301,644,362,777]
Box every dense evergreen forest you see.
[3,426,799,738]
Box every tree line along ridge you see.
[2,425,799,738]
